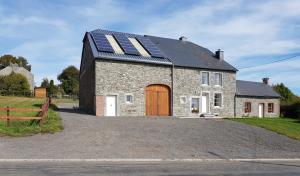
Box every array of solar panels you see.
[90,31,165,59]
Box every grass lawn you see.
[229,117,300,140]
[0,96,63,137]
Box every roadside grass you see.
[52,98,78,104]
[0,96,63,137]
[228,117,300,140]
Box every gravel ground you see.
[0,103,300,159]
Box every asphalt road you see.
[0,161,300,176]
[0,103,300,159]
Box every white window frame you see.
[125,94,133,104]
[213,92,223,108]
[214,72,223,87]
[180,96,187,104]
[201,71,209,85]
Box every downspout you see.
[171,63,174,116]
[234,94,236,117]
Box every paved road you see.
[0,103,300,159]
[0,161,300,176]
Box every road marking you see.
[0,158,300,162]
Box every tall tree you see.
[57,66,79,94]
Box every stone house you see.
[79,29,280,117]
[0,63,34,91]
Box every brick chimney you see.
[262,77,269,85]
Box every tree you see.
[57,66,79,95]
[273,83,300,119]
[41,78,50,88]
[1,73,30,92]
[0,54,31,71]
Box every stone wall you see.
[79,40,96,114]
[235,97,280,117]
[173,67,236,117]
[95,60,172,116]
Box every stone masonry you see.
[173,67,236,117]
[235,97,280,117]
[95,60,172,116]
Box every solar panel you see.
[113,33,140,56]
[90,32,114,53]
[136,37,165,58]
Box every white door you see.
[201,94,208,113]
[106,96,116,116]
[258,103,264,118]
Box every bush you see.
[0,73,30,96]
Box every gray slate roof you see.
[147,36,237,71]
[236,80,281,98]
[86,29,237,72]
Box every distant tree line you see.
[273,83,300,119]
[0,54,31,71]
[41,65,79,98]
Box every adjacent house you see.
[79,29,280,118]
[0,63,34,91]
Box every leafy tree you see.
[57,66,79,95]
[0,54,31,71]
[273,83,300,119]
[1,73,30,92]
[41,78,50,88]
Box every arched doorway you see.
[145,84,170,116]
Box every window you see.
[214,93,222,107]
[268,103,274,113]
[202,72,209,85]
[244,102,251,113]
[191,98,200,113]
[180,96,187,104]
[214,73,222,86]
[125,94,133,104]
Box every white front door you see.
[201,93,208,113]
[106,96,116,116]
[258,103,264,118]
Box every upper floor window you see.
[214,73,222,86]
[268,103,274,113]
[202,72,209,85]
[244,102,251,113]
[214,93,222,107]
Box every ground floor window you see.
[214,93,222,107]
[268,103,274,113]
[244,102,251,113]
[191,98,200,113]
[125,94,133,104]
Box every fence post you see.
[6,106,10,127]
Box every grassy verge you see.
[228,117,300,140]
[51,98,78,104]
[0,96,63,137]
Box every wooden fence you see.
[0,98,50,127]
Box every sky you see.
[0,0,300,95]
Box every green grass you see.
[52,98,79,104]
[228,117,300,140]
[0,96,63,137]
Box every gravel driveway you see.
[0,103,300,159]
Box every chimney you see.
[215,49,224,60]
[179,36,187,42]
[262,77,269,85]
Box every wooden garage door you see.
[145,84,170,116]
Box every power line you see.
[238,53,300,70]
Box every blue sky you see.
[0,0,300,95]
